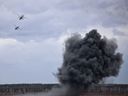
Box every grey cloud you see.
[0,0,128,40]
[112,29,126,36]
[56,0,128,26]
[0,38,62,84]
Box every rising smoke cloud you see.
[57,29,123,96]
[17,29,123,96]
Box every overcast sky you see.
[0,0,128,84]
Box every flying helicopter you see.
[14,26,20,30]
[19,15,24,20]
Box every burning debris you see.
[57,29,123,96]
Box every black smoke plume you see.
[57,29,123,96]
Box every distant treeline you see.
[0,84,128,96]
[0,83,59,95]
